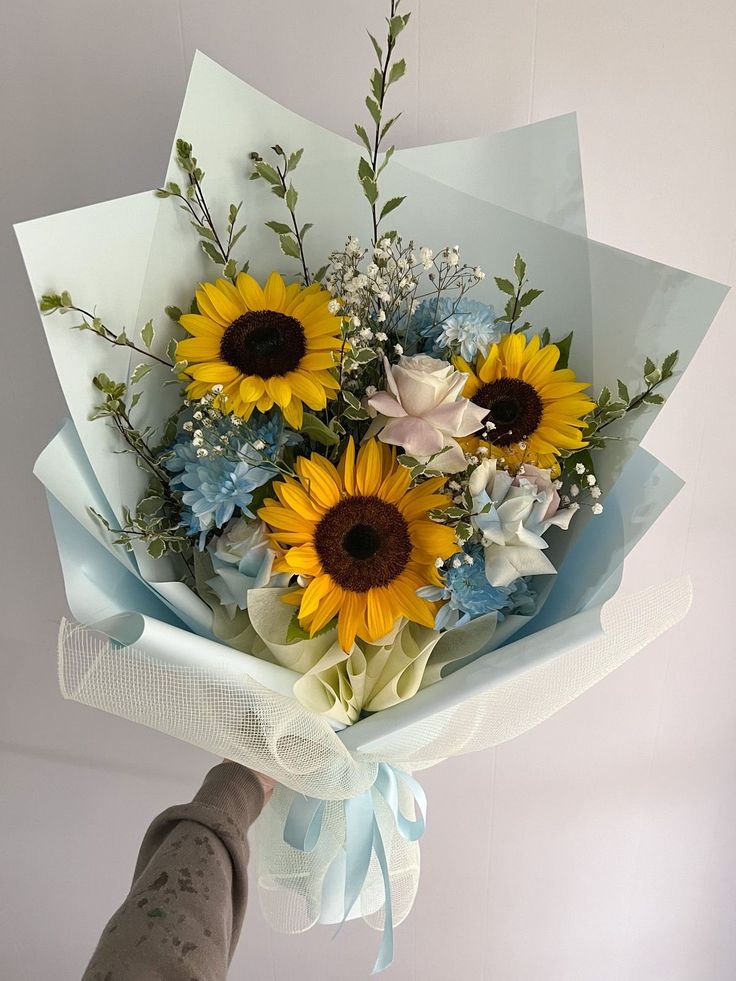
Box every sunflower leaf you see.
[555,331,574,370]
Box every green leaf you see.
[147,539,167,560]
[287,148,304,172]
[351,348,378,365]
[200,241,225,265]
[301,412,340,446]
[494,277,516,296]
[164,306,181,324]
[285,183,298,212]
[223,258,237,281]
[360,178,378,206]
[597,385,611,408]
[370,67,383,102]
[355,123,372,153]
[254,161,281,185]
[60,290,73,308]
[342,391,362,411]
[140,319,155,349]
[265,220,292,235]
[313,264,329,283]
[514,253,527,281]
[166,337,178,362]
[39,293,62,313]
[376,145,395,177]
[389,14,409,38]
[643,356,656,377]
[519,288,543,307]
[642,392,665,405]
[539,327,551,347]
[379,196,405,221]
[230,225,247,249]
[555,331,574,370]
[358,157,375,182]
[299,222,313,239]
[278,234,301,259]
[286,609,336,643]
[365,96,381,126]
[617,379,630,403]
[380,113,401,140]
[131,363,153,385]
[388,58,406,86]
[661,350,679,377]
[367,31,383,62]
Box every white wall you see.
[1,2,734,979]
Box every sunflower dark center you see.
[472,377,544,447]
[219,310,306,378]
[314,496,411,592]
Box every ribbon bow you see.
[283,763,427,973]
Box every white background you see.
[2,2,735,979]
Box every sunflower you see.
[258,438,459,652]
[455,333,595,473]
[177,272,343,429]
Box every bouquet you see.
[16,3,727,972]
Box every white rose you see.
[367,355,487,473]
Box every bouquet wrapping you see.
[17,38,727,972]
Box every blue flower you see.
[418,542,517,630]
[411,297,500,362]
[166,431,275,548]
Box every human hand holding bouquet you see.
[16,0,727,972]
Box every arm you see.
[82,761,266,981]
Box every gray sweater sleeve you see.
[82,761,265,981]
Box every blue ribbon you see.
[283,763,427,974]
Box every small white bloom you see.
[434,556,444,568]
[377,309,386,324]
[485,420,497,432]
[592,503,604,515]
[360,328,373,340]
[327,299,340,314]
[366,263,379,278]
[473,266,485,280]
[211,384,224,394]
[569,501,580,512]
[193,410,203,421]
[591,486,602,499]
[253,439,266,451]
[452,557,462,569]
[196,447,209,458]
[365,385,377,397]
[447,249,460,267]
[570,483,580,497]
[575,462,586,474]
[183,421,193,432]
[420,247,434,269]
[375,331,388,342]
[394,343,404,355]
[464,554,474,566]
[352,316,361,327]
[587,474,597,486]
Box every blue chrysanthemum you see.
[411,297,500,361]
[418,542,517,630]
[166,420,278,548]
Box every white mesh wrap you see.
[58,577,691,933]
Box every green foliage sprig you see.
[584,351,679,448]
[356,0,410,243]
[156,139,247,280]
[494,254,543,332]
[39,292,172,367]
[249,145,325,284]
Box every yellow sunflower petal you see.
[282,397,304,429]
[236,272,266,310]
[355,439,384,496]
[263,271,287,310]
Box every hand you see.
[253,770,277,803]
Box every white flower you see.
[570,483,580,497]
[447,249,460,267]
[394,343,404,355]
[375,331,388,341]
[575,462,586,474]
[366,354,488,473]
[377,309,386,322]
[207,517,285,616]
[469,459,576,587]
[591,486,602,499]
[592,503,603,515]
[420,247,434,268]
[327,299,340,314]
[473,266,485,280]
[587,474,597,486]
